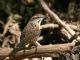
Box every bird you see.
[18,14,45,49]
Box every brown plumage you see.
[18,14,45,48]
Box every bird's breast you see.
[21,22,41,44]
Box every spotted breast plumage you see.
[18,14,45,48]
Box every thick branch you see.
[40,24,59,29]
[0,42,75,58]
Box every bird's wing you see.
[20,22,40,45]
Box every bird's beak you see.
[38,17,46,24]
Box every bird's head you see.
[30,14,46,25]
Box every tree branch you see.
[38,0,75,36]
[40,24,59,29]
[0,42,76,58]
[38,0,80,42]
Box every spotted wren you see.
[18,14,45,48]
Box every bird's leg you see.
[34,42,41,54]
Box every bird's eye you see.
[32,16,39,19]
